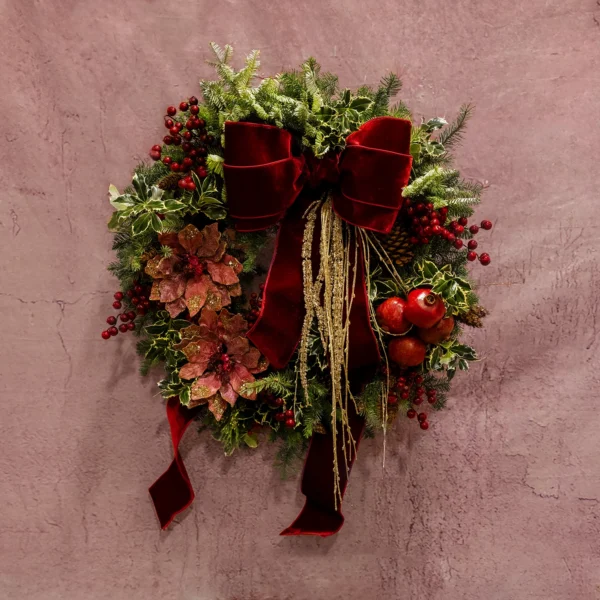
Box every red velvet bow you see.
[224,116,412,371]
[149,117,412,535]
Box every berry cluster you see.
[387,372,438,431]
[100,284,152,340]
[403,200,493,266]
[148,96,215,188]
[264,395,296,429]
[246,284,265,326]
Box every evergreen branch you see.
[438,103,473,150]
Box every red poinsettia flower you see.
[174,308,268,420]
[145,223,242,318]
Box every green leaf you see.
[243,433,258,448]
[131,173,148,201]
[132,213,152,236]
[349,97,373,111]
[144,200,166,211]
[107,211,120,231]
[179,387,191,407]
[162,200,186,212]
[150,213,163,233]
[110,194,135,211]
[206,154,225,177]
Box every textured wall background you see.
[1,1,600,598]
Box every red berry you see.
[172,136,181,146]
[189,96,199,105]
[469,224,479,234]
[127,322,135,331]
[169,126,179,136]
[458,217,468,226]
[151,144,161,152]
[428,396,437,404]
[432,225,442,235]
[170,162,180,172]
[415,387,425,396]
[182,131,192,141]
[454,224,465,234]
[134,285,143,294]
[453,239,464,249]
[167,106,177,116]
[182,157,193,169]
[415,375,423,384]
[196,167,207,178]
[467,251,477,261]
[164,118,174,129]
[127,311,136,320]
[275,412,285,422]
[479,253,491,266]
[481,220,493,230]
[179,101,189,111]
[137,307,146,316]
[131,297,140,305]
[119,324,128,333]
[112,300,122,309]
[149,151,161,161]
[106,315,117,325]
[197,118,206,128]
[417,412,427,422]
[101,330,111,340]
[162,156,172,165]
[407,409,417,419]
[420,421,429,430]
[274,397,284,407]
[114,292,124,301]
[285,418,296,429]
[468,240,478,250]
[108,326,118,336]
[283,409,294,419]
[119,313,129,322]
[163,136,172,145]
[190,105,199,115]
[446,233,456,243]
[185,119,194,130]
[388,394,398,405]
[126,289,134,298]
[182,142,192,153]
[413,396,424,405]
[178,179,187,190]
[186,182,196,192]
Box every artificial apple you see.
[417,315,455,344]
[404,288,445,328]
[376,297,411,334]
[388,336,427,367]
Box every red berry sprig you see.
[247,283,265,325]
[149,96,214,180]
[389,371,441,431]
[100,284,152,340]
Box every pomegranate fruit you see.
[417,315,455,344]
[376,297,411,334]
[404,288,445,328]
[388,336,427,367]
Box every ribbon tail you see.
[281,402,365,536]
[149,397,198,530]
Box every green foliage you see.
[425,339,477,380]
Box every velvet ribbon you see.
[149,116,412,534]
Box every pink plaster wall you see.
[2,1,600,598]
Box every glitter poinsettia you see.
[145,223,242,318]
[174,308,268,420]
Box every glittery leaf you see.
[219,383,239,406]
[190,373,222,399]
[205,259,239,286]
[196,223,221,258]
[207,394,228,421]
[230,363,256,399]
[224,254,243,275]
[158,255,180,277]
[212,240,227,262]
[228,283,242,297]
[160,274,187,303]
[157,231,180,249]
[165,297,187,318]
[241,346,262,371]
[184,274,210,317]
[145,256,163,279]
[227,336,250,361]
[220,310,248,340]
[177,224,204,254]
[149,281,161,301]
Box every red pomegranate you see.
[404,288,445,328]
[388,336,427,367]
[376,297,411,334]
[417,315,455,344]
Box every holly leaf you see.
[243,433,259,448]
[349,97,373,112]
[132,213,152,236]
[150,213,163,233]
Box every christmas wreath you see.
[102,43,492,535]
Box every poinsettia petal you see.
[204,284,227,311]
[206,260,239,285]
[219,383,239,406]
[184,274,210,317]
[179,362,209,380]
[251,355,269,374]
[227,336,250,360]
[240,346,261,370]
[230,363,256,399]
[220,310,248,340]
[188,396,209,409]
[228,283,242,298]
[224,254,243,275]
[144,256,163,279]
[160,274,186,303]
[190,372,222,399]
[181,340,219,364]
[149,281,161,301]
[212,241,227,262]
[158,255,180,277]
[165,297,187,318]
[196,223,221,258]
[199,308,219,330]
[208,394,228,421]
[177,224,203,254]
[158,231,180,249]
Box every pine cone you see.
[157,172,182,191]
[379,223,414,267]
[458,305,488,328]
